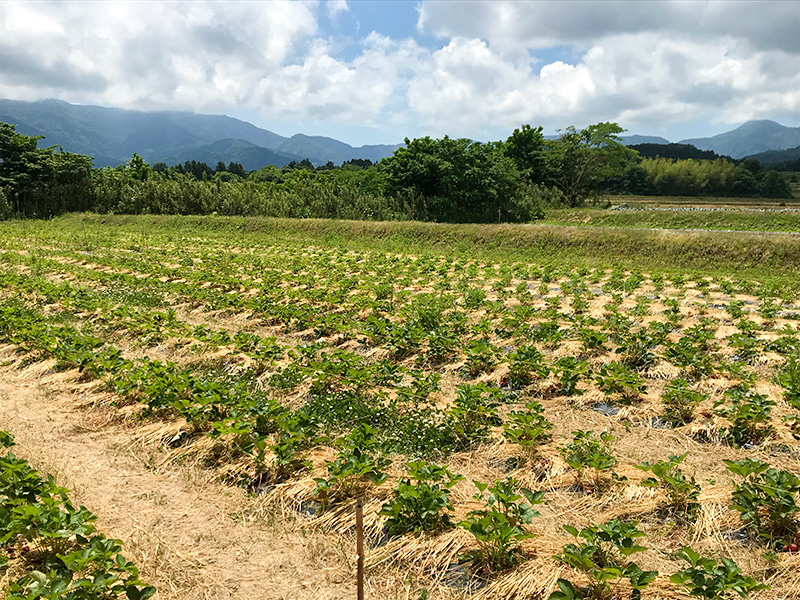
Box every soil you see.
[0,360,365,600]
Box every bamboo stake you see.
[356,501,364,600]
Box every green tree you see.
[381,136,519,223]
[544,122,636,206]
[505,124,547,184]
[0,121,93,217]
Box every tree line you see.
[0,120,793,222]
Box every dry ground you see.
[0,354,427,600]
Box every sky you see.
[1,0,799,146]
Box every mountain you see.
[680,120,800,159]
[277,134,402,165]
[745,145,800,166]
[159,138,301,171]
[0,98,402,169]
[620,134,670,145]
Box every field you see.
[3,212,800,599]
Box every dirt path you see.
[0,359,360,600]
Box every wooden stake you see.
[356,501,364,600]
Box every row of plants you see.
[0,432,155,600]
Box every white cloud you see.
[0,0,798,144]
[326,0,349,20]
[417,1,800,54]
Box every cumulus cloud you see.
[0,0,798,143]
[0,1,319,109]
[417,1,800,55]
[326,0,349,20]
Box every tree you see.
[381,136,519,223]
[127,153,150,181]
[759,170,791,198]
[227,162,247,178]
[544,122,637,206]
[0,121,93,216]
[505,124,547,184]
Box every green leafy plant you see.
[464,338,499,376]
[314,424,390,507]
[661,379,707,426]
[724,459,800,546]
[502,401,553,453]
[554,357,591,397]
[595,362,647,404]
[379,461,464,536]
[559,430,617,490]
[445,384,502,451]
[777,353,800,409]
[0,433,156,600]
[459,478,544,572]
[713,384,775,446]
[551,520,657,600]
[634,453,700,521]
[670,546,767,599]
[506,345,550,389]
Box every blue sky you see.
[1,1,799,146]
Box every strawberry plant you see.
[502,401,553,452]
[713,384,775,446]
[634,453,700,521]
[670,546,767,599]
[0,432,156,600]
[614,329,658,369]
[661,379,707,426]
[578,328,609,355]
[445,384,502,451]
[314,424,390,507]
[595,361,647,404]
[379,461,464,536]
[724,458,800,545]
[777,353,800,409]
[507,345,550,389]
[464,338,499,376]
[559,430,617,490]
[552,519,656,600]
[459,478,544,572]
[554,357,590,397]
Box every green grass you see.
[5,213,800,288]
[543,207,800,233]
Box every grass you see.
[543,206,800,234]
[16,213,800,286]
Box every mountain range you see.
[0,98,401,170]
[1,98,799,169]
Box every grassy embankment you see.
[8,212,796,285]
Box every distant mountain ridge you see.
[0,98,402,169]
[680,120,800,159]
[1,98,798,168]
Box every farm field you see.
[3,213,800,599]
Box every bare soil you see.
[0,359,368,600]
